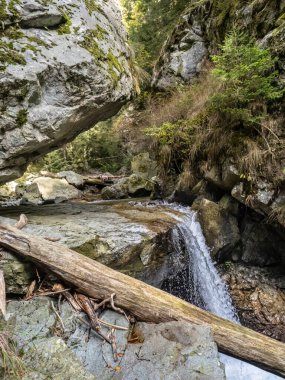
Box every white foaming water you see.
[167,204,283,380]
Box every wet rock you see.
[21,176,80,204]
[0,202,182,287]
[221,263,285,342]
[192,198,240,260]
[101,182,128,200]
[5,297,225,380]
[127,174,155,196]
[57,171,84,189]
[240,216,285,266]
[0,0,133,184]
[219,195,239,217]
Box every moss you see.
[73,26,80,34]
[27,36,50,49]
[276,13,285,26]
[84,0,102,15]
[79,30,105,60]
[7,0,20,18]
[16,109,28,127]
[3,26,25,40]
[57,11,72,34]
[94,25,107,40]
[0,0,7,22]
[0,40,26,70]
[22,44,39,54]
[107,51,124,86]
[107,51,123,73]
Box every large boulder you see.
[0,202,184,288]
[101,174,156,200]
[57,170,84,188]
[21,176,80,204]
[0,0,134,184]
[192,198,240,260]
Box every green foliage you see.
[15,109,28,127]
[57,11,72,34]
[142,32,284,181]
[210,31,284,126]
[0,40,26,70]
[121,0,189,71]
[39,121,129,174]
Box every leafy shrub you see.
[32,121,129,174]
[210,31,284,126]
[143,32,284,182]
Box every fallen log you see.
[0,224,284,376]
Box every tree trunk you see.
[0,224,284,376]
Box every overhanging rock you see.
[0,0,134,184]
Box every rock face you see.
[0,0,134,184]
[221,263,285,342]
[3,297,225,380]
[192,197,240,260]
[0,201,184,288]
[153,0,285,89]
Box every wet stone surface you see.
[220,263,285,342]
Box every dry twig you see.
[51,301,65,332]
[24,280,36,300]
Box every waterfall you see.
[165,204,283,380]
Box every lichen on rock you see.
[0,0,134,184]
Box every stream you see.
[166,204,283,380]
[0,199,283,379]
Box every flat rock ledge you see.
[0,202,186,292]
[2,297,225,380]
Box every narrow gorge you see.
[0,0,284,379]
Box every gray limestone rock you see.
[20,176,81,204]
[5,297,225,380]
[110,321,225,380]
[0,0,134,184]
[0,201,181,288]
[57,170,84,188]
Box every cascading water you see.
[165,204,283,380]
